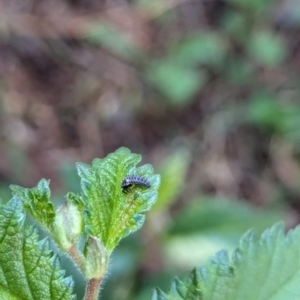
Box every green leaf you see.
[10,179,55,227]
[247,31,286,67]
[85,22,143,60]
[169,32,227,68]
[0,198,75,300]
[153,150,191,211]
[153,222,300,300]
[170,196,283,237]
[146,61,206,105]
[165,196,283,270]
[247,92,284,131]
[10,181,85,252]
[222,11,248,39]
[227,0,272,12]
[77,147,160,252]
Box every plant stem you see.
[68,245,85,272]
[84,278,102,300]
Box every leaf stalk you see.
[84,278,102,300]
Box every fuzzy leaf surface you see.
[77,147,160,251]
[152,222,300,300]
[0,198,75,300]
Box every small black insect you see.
[121,175,151,193]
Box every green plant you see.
[0,147,160,300]
[1,147,300,300]
[153,222,300,300]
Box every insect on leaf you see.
[77,147,160,252]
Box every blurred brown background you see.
[1,0,300,299]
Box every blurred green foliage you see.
[247,31,286,67]
[1,0,300,298]
[170,197,283,237]
[154,223,300,300]
[146,61,205,104]
[153,149,191,210]
[86,22,144,60]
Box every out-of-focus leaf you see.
[247,92,300,138]
[165,196,283,269]
[227,0,272,12]
[153,150,191,211]
[85,22,143,60]
[164,234,233,271]
[247,31,286,67]
[247,92,284,131]
[222,11,248,39]
[147,61,206,105]
[153,223,300,300]
[170,196,283,236]
[170,33,227,68]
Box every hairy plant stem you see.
[68,245,85,272]
[84,278,102,300]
